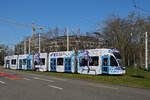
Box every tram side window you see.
[11,59,16,65]
[40,58,45,65]
[34,60,38,65]
[57,58,63,65]
[110,56,118,66]
[89,56,99,66]
[35,58,45,65]
[80,58,88,66]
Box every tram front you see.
[109,49,126,75]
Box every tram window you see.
[68,59,71,65]
[103,58,108,66]
[104,67,108,72]
[89,56,99,66]
[113,52,121,59]
[54,59,56,65]
[79,58,88,66]
[68,67,71,70]
[51,62,53,65]
[40,58,45,65]
[110,56,118,66]
[34,61,38,65]
[23,59,26,65]
[11,59,16,65]
[35,58,45,65]
[57,58,63,65]
[65,67,67,70]
[65,59,71,65]
[50,59,53,65]
[65,59,67,65]
[6,60,9,64]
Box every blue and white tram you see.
[4,48,125,75]
[49,51,75,73]
[10,55,18,69]
[78,49,125,75]
[18,54,32,70]
[34,53,47,72]
[4,56,11,69]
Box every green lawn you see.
[15,67,150,88]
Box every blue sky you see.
[0,0,150,47]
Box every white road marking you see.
[28,73,66,81]
[33,77,40,79]
[24,78,31,80]
[33,77,54,82]
[5,70,66,81]
[42,79,54,82]
[48,85,63,90]
[0,81,5,84]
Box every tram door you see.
[19,59,22,69]
[50,58,56,71]
[102,56,109,74]
[64,58,72,72]
[6,60,10,68]
[27,59,31,70]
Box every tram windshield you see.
[113,52,124,66]
[117,59,124,67]
[113,52,121,59]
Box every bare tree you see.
[101,12,150,68]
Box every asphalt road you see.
[0,68,150,100]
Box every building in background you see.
[14,34,104,54]
[41,35,103,52]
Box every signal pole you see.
[24,40,26,54]
[32,21,36,37]
[32,21,36,54]
[39,33,41,53]
[145,32,148,70]
[67,27,69,51]
[29,38,31,54]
